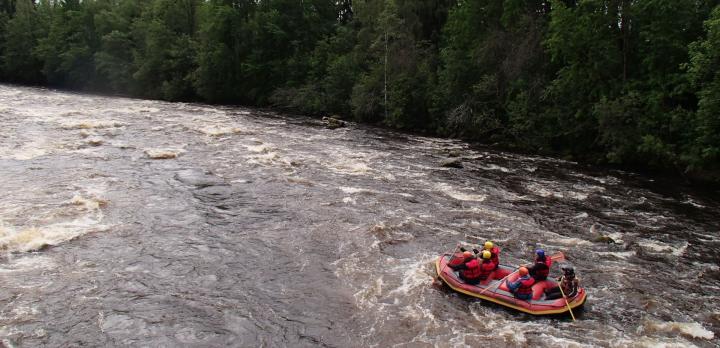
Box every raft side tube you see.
[435,254,587,316]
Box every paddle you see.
[558,275,576,321]
[477,251,566,295]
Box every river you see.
[0,84,718,347]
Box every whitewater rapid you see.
[0,85,718,347]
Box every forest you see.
[0,0,719,182]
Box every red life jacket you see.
[490,247,500,267]
[515,275,535,295]
[460,258,482,280]
[478,260,495,280]
[533,257,552,278]
[448,252,467,267]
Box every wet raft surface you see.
[0,85,718,347]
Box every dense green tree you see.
[687,5,720,173]
[34,0,99,88]
[0,0,717,182]
[1,0,45,83]
[438,0,550,142]
[93,0,144,93]
[131,0,200,100]
[192,0,254,103]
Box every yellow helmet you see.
[482,250,491,259]
[484,241,493,250]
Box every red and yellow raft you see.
[435,253,587,315]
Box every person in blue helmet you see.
[528,249,552,281]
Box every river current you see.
[0,85,718,347]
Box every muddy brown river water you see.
[0,85,718,347]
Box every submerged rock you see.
[322,116,346,129]
[593,235,617,244]
[440,158,463,168]
[447,150,461,157]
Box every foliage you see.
[0,0,718,181]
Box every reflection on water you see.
[0,85,718,347]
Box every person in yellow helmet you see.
[476,250,496,281]
[483,241,501,269]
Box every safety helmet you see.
[535,249,545,257]
[482,250,492,259]
[484,241,493,250]
[561,265,575,277]
[518,266,529,276]
[463,251,473,258]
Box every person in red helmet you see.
[506,266,535,300]
[450,251,483,285]
[529,249,552,281]
[483,241,501,269]
[448,249,472,268]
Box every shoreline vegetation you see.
[1,0,719,185]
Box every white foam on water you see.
[144,148,185,159]
[574,212,589,219]
[633,338,699,348]
[1,143,50,160]
[435,183,486,202]
[640,320,714,340]
[455,207,526,226]
[70,195,108,211]
[134,106,161,114]
[243,143,274,154]
[338,186,413,198]
[637,240,687,256]
[60,120,125,130]
[603,209,628,218]
[198,126,244,137]
[524,181,604,201]
[536,334,596,348]
[342,197,356,205]
[0,254,56,274]
[387,257,433,297]
[352,275,385,311]
[329,160,372,176]
[85,137,104,147]
[375,172,396,181]
[568,191,589,200]
[0,190,109,253]
[246,151,281,165]
[339,187,366,194]
[592,251,636,259]
[524,182,563,198]
[0,216,109,253]
[682,198,705,208]
[605,231,626,244]
[479,164,513,173]
[547,237,594,247]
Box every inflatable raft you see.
[435,253,587,315]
